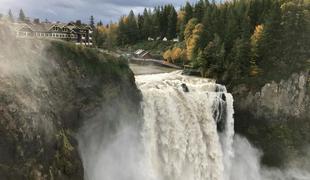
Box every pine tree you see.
[18,9,26,22]
[196,34,225,78]
[159,5,171,38]
[179,2,195,41]
[76,20,82,26]
[142,8,152,39]
[194,0,205,22]
[127,10,139,43]
[97,20,103,26]
[184,2,193,24]
[281,0,309,64]
[202,5,217,44]
[117,17,127,45]
[257,0,282,69]
[137,14,144,40]
[152,7,161,39]
[167,7,178,40]
[231,37,251,77]
[90,15,95,28]
[8,9,14,22]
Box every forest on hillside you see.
[94,0,310,87]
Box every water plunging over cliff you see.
[78,71,310,180]
[136,71,234,180]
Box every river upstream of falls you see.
[78,71,310,180]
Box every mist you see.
[231,135,310,180]
[0,22,60,140]
[77,108,155,180]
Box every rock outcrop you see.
[0,23,141,179]
[233,71,310,166]
[235,71,310,121]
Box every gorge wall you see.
[0,23,141,179]
[233,71,310,166]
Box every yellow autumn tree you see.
[184,18,198,43]
[250,24,264,76]
[163,49,172,62]
[251,24,264,46]
[177,10,186,28]
[186,23,205,61]
[105,23,118,48]
[171,47,182,63]
[163,47,186,64]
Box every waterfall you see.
[78,71,310,180]
[136,71,235,180]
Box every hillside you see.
[0,24,142,179]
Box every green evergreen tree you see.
[257,0,282,69]
[76,20,82,26]
[90,15,95,28]
[184,2,193,24]
[127,10,139,43]
[137,14,144,40]
[97,20,103,26]
[142,8,152,39]
[281,0,309,64]
[152,7,161,39]
[194,0,205,22]
[18,9,26,22]
[167,7,178,40]
[117,17,127,45]
[8,9,14,22]
[231,37,251,78]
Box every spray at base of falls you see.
[78,71,310,180]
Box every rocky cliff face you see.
[233,71,310,166]
[0,23,141,180]
[235,71,310,121]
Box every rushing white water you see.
[136,71,235,180]
[79,71,310,180]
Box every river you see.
[129,63,176,75]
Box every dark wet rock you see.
[181,83,189,92]
[0,23,141,180]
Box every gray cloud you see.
[0,0,198,24]
[52,2,76,9]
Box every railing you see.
[130,57,182,69]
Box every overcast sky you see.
[0,0,198,24]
